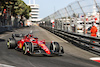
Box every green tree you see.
[0,0,31,19]
[13,0,31,19]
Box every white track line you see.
[90,57,100,60]
[0,64,15,67]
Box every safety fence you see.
[41,0,100,35]
[40,0,100,55]
[40,25,100,55]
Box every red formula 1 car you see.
[6,33,64,56]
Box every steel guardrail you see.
[40,25,100,54]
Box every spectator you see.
[91,22,97,37]
[90,22,97,43]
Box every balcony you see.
[31,6,39,8]
[31,19,40,21]
[31,12,39,14]
[31,15,39,17]
[31,10,39,12]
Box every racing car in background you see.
[6,33,64,56]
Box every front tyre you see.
[23,42,33,55]
[23,44,27,55]
[50,42,60,52]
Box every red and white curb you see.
[0,63,15,67]
[90,57,100,63]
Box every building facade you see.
[28,4,40,23]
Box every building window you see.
[31,11,38,13]
[31,14,38,15]
[32,8,39,10]
[31,17,38,19]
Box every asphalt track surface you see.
[0,26,100,67]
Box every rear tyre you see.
[7,38,16,49]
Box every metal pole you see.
[64,8,68,31]
[64,8,68,30]
[77,1,86,34]
[53,13,57,29]
[94,0,100,35]
[65,7,73,32]
[53,12,56,29]
[69,5,77,33]
[56,12,60,30]
[48,16,51,28]
[55,11,60,30]
[58,10,63,30]
[60,9,67,31]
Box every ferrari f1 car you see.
[6,33,64,56]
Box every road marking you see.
[0,64,15,67]
[90,57,100,63]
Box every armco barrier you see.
[0,25,30,33]
[0,26,6,33]
[0,25,13,33]
[40,25,100,55]
[4,25,13,31]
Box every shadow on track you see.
[26,54,63,58]
[0,39,5,42]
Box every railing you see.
[40,25,100,55]
[41,0,100,35]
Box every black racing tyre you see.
[7,38,16,49]
[54,42,60,52]
[50,42,60,52]
[23,42,33,55]
[61,46,64,53]
[28,42,33,53]
[22,44,26,55]
[23,44,27,55]
[50,43,53,50]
